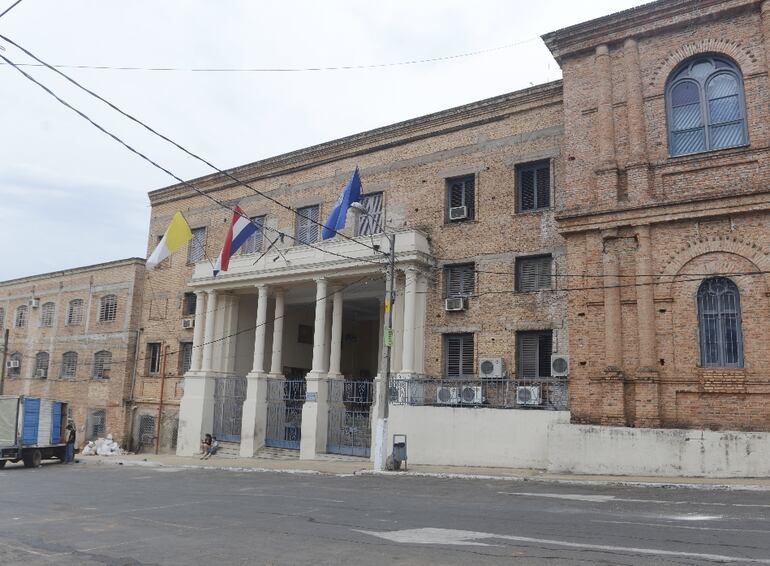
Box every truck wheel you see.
[0,460,6,469]
[23,450,42,468]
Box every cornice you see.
[0,257,146,288]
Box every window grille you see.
[67,299,84,325]
[444,333,474,378]
[182,292,197,316]
[138,414,156,449]
[87,409,106,440]
[295,205,320,245]
[517,161,550,212]
[99,294,117,323]
[0,307,4,329]
[357,192,384,236]
[444,263,475,298]
[179,342,193,374]
[517,331,553,379]
[188,227,206,264]
[666,56,748,156]
[8,352,21,377]
[40,302,55,327]
[35,352,49,378]
[241,216,265,255]
[446,175,475,221]
[516,255,553,292]
[93,350,112,379]
[697,277,744,367]
[61,352,78,379]
[147,342,162,375]
[15,305,27,328]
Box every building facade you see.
[0,258,145,447]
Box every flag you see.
[146,211,193,270]
[213,205,258,276]
[322,167,362,240]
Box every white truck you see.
[0,395,69,468]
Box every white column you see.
[328,287,343,378]
[301,277,330,459]
[310,278,328,374]
[414,272,428,375]
[240,284,270,457]
[269,288,285,376]
[400,267,418,375]
[201,290,218,372]
[190,291,207,372]
[251,285,269,375]
[176,373,215,456]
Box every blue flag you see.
[322,167,362,240]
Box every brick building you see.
[0,259,145,447]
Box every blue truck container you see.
[0,395,68,468]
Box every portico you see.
[176,229,432,460]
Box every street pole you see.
[155,343,169,455]
[0,328,9,395]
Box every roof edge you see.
[0,257,146,287]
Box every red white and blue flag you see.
[213,206,258,276]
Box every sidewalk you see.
[80,453,770,490]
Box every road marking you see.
[498,491,770,508]
[356,527,770,563]
[498,492,615,502]
[593,519,770,534]
[0,540,55,557]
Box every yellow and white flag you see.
[146,211,193,269]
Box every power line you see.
[0,0,22,20]
[0,37,539,73]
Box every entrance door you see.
[327,379,374,457]
[265,371,306,449]
[212,377,247,442]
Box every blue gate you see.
[22,398,40,445]
[212,377,247,442]
[265,379,306,449]
[327,380,373,457]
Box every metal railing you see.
[388,377,568,411]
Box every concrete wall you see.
[388,405,570,469]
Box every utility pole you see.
[155,343,169,455]
[0,329,8,395]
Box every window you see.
[182,292,197,317]
[516,255,553,292]
[697,277,744,367]
[67,299,84,325]
[40,302,55,327]
[517,161,550,212]
[0,307,4,329]
[446,175,475,222]
[295,205,320,245]
[87,409,106,440]
[35,352,49,378]
[147,342,162,375]
[179,342,193,374]
[666,56,748,156]
[517,331,553,379]
[93,350,112,379]
[444,263,475,298]
[357,192,384,236]
[444,333,474,378]
[241,216,265,255]
[8,352,21,377]
[15,305,27,328]
[98,295,117,323]
[188,227,206,264]
[61,352,78,379]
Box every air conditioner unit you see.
[444,297,465,312]
[479,357,505,379]
[551,354,570,377]
[516,385,542,406]
[6,360,20,369]
[436,386,460,405]
[29,298,40,308]
[448,206,468,221]
[35,369,47,378]
[182,318,195,329]
[459,385,483,404]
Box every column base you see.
[592,368,626,427]
[632,368,661,428]
[300,372,330,460]
[176,372,216,456]
[239,372,269,457]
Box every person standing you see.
[64,423,76,464]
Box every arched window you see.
[697,277,744,367]
[67,299,84,325]
[93,350,112,379]
[35,352,49,378]
[61,352,78,379]
[8,352,21,377]
[99,294,117,323]
[15,305,27,328]
[666,56,748,156]
[40,302,55,327]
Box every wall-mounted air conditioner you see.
[436,386,460,405]
[479,357,505,379]
[516,385,542,406]
[182,318,195,329]
[444,297,465,312]
[6,360,20,369]
[35,369,47,378]
[459,385,483,404]
[29,298,40,308]
[448,206,468,221]
[551,354,569,377]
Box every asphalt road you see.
[1,460,769,565]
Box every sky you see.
[0,0,649,281]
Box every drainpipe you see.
[0,328,9,395]
[155,343,169,454]
[126,328,142,451]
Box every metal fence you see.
[327,379,374,457]
[265,378,306,449]
[388,377,568,411]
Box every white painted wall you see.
[547,424,770,478]
[388,405,570,469]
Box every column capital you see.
[595,44,609,57]
[623,37,637,49]
[313,276,327,284]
